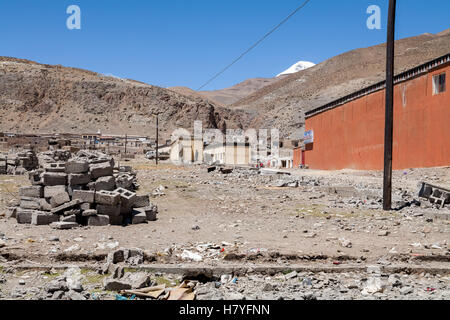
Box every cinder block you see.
[16,209,34,224]
[31,212,60,225]
[95,190,120,206]
[68,173,91,186]
[44,186,67,198]
[88,215,110,226]
[19,186,43,198]
[131,211,147,225]
[90,162,113,179]
[94,176,116,191]
[51,200,81,215]
[116,174,134,189]
[65,160,89,174]
[133,194,150,208]
[96,204,121,217]
[50,192,70,208]
[115,187,136,214]
[109,215,124,226]
[20,197,42,210]
[68,185,84,197]
[72,190,95,204]
[44,163,66,173]
[42,172,67,186]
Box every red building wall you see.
[305,63,450,170]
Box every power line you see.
[197,0,312,91]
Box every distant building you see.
[303,54,449,170]
[204,142,251,166]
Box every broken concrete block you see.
[80,203,93,211]
[50,222,79,230]
[28,170,43,185]
[6,207,17,219]
[138,205,158,221]
[38,198,52,211]
[68,173,91,186]
[107,249,125,264]
[90,162,113,179]
[122,272,150,289]
[20,197,42,210]
[94,176,116,191]
[87,215,110,226]
[19,186,43,198]
[82,209,97,217]
[72,190,95,204]
[61,215,77,223]
[131,211,147,225]
[31,212,60,226]
[115,174,134,190]
[50,191,70,208]
[16,209,34,224]
[44,163,66,173]
[51,200,81,215]
[133,194,150,208]
[103,278,132,291]
[67,185,84,197]
[65,160,89,174]
[63,209,81,217]
[95,190,120,206]
[96,204,121,217]
[42,172,67,186]
[44,186,67,199]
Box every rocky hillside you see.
[232,30,450,139]
[0,57,246,138]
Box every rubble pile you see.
[6,150,157,228]
[0,150,39,175]
[37,150,72,166]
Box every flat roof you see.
[305,53,450,119]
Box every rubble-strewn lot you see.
[0,157,449,300]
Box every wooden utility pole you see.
[383,0,397,211]
[155,114,159,166]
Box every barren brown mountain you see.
[169,77,280,106]
[0,57,246,138]
[232,30,450,139]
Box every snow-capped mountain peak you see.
[276,61,315,77]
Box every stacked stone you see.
[7,151,157,229]
[0,150,39,175]
[0,154,6,174]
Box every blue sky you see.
[0,0,449,90]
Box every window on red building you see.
[432,73,446,95]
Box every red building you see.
[303,54,449,170]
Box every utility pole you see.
[155,114,159,166]
[125,134,127,155]
[383,0,397,211]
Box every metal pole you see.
[156,114,159,166]
[125,134,127,155]
[383,0,397,211]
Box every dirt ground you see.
[0,157,449,300]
